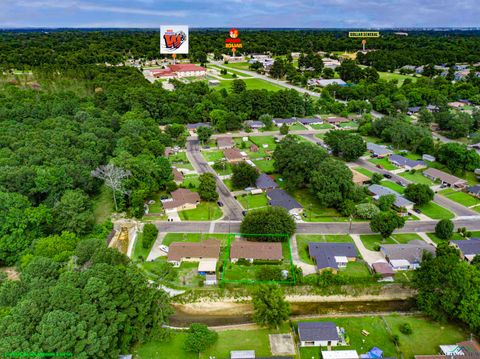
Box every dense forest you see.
[1,29,480,69]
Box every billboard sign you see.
[348,31,380,38]
[160,25,189,54]
[225,28,243,51]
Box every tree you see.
[91,164,131,211]
[355,203,380,219]
[435,219,454,240]
[324,131,366,161]
[184,323,218,353]
[280,123,289,135]
[231,79,247,93]
[371,173,383,185]
[240,207,296,241]
[378,194,396,211]
[259,114,273,130]
[142,223,159,250]
[33,232,78,263]
[404,184,434,206]
[252,284,290,329]
[370,211,406,238]
[197,126,213,144]
[52,189,94,235]
[231,162,259,189]
[198,173,218,201]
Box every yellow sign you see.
[349,32,380,38]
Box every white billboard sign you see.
[160,25,189,54]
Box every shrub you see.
[142,223,159,249]
[399,323,413,335]
[435,219,454,240]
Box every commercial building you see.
[151,64,206,79]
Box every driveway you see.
[290,235,317,275]
[147,232,167,261]
[186,138,244,220]
[350,234,385,266]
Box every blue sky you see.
[1,0,479,28]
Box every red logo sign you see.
[164,30,186,50]
[225,28,242,49]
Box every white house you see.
[298,322,339,347]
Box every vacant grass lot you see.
[353,167,374,178]
[369,157,397,170]
[210,78,284,92]
[360,234,395,251]
[202,150,225,162]
[178,202,223,221]
[162,232,229,246]
[252,159,275,173]
[290,123,308,131]
[439,188,480,207]
[417,201,454,220]
[237,193,269,209]
[380,180,405,194]
[399,170,433,185]
[134,331,197,359]
[378,71,419,85]
[296,234,354,264]
[249,135,277,149]
[92,185,113,224]
[291,189,353,222]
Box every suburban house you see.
[318,79,347,87]
[308,242,358,273]
[230,240,283,263]
[448,101,468,109]
[326,117,349,126]
[388,154,426,170]
[187,122,211,133]
[450,239,480,262]
[217,136,234,149]
[198,258,218,285]
[151,64,206,79]
[423,168,468,188]
[273,118,297,127]
[266,188,304,214]
[368,184,414,210]
[351,168,370,185]
[467,185,480,198]
[172,167,184,184]
[230,350,256,359]
[224,148,246,163]
[298,118,323,125]
[407,106,421,115]
[372,261,395,281]
[244,120,265,130]
[297,321,340,347]
[422,154,436,162]
[167,239,221,267]
[322,58,341,69]
[162,188,200,213]
[322,351,359,359]
[367,143,393,158]
[415,339,480,359]
[380,240,436,270]
[256,173,279,191]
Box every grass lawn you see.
[162,232,229,246]
[181,174,200,189]
[340,261,372,278]
[310,123,333,130]
[291,189,350,222]
[92,185,113,224]
[252,159,275,173]
[296,234,353,264]
[380,180,405,194]
[132,232,151,260]
[211,78,284,92]
[426,232,464,244]
[202,150,225,162]
[368,157,397,170]
[178,202,223,221]
[439,188,480,207]
[224,62,251,70]
[338,121,358,128]
[249,135,277,149]
[353,167,374,178]
[399,170,433,185]
[417,201,454,220]
[360,234,395,251]
[378,71,419,85]
[223,178,235,191]
[147,192,168,213]
[290,123,308,131]
[200,325,290,359]
[134,331,196,359]
[237,193,269,209]
[391,233,423,244]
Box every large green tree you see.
[252,284,290,329]
[370,211,406,238]
[231,162,259,189]
[198,173,219,202]
[240,207,296,241]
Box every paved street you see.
[186,138,244,220]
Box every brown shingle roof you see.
[327,117,349,124]
[372,262,395,277]
[168,239,221,262]
[163,188,200,210]
[230,240,283,261]
[423,168,467,186]
[217,137,234,147]
[224,148,244,161]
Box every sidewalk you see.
[147,232,167,261]
[418,232,437,247]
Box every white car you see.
[159,245,169,253]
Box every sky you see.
[0,0,479,29]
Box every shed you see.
[231,350,255,359]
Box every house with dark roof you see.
[367,143,393,158]
[308,242,358,273]
[423,168,468,188]
[407,106,421,115]
[273,118,297,127]
[266,189,303,214]
[230,240,283,263]
[450,239,480,262]
[167,239,221,267]
[256,173,278,191]
[297,322,340,347]
[244,120,265,130]
[467,185,480,198]
[372,261,395,281]
[380,240,436,270]
[298,118,323,125]
[368,184,414,210]
[389,154,426,170]
[187,122,211,132]
[217,136,234,149]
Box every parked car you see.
[159,245,169,253]
[414,208,422,214]
[217,201,224,207]
[376,164,384,169]
[396,181,405,187]
[383,173,392,179]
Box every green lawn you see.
[249,135,277,149]
[92,185,113,224]
[132,232,151,261]
[203,150,225,162]
[417,201,454,220]
[224,62,251,70]
[290,123,308,131]
[360,234,395,251]
[252,159,275,173]
[134,331,197,359]
[200,325,290,359]
[296,234,354,264]
[380,180,405,194]
[289,189,353,222]
[399,170,433,185]
[162,232,229,246]
[223,178,235,191]
[391,233,423,244]
[338,121,358,128]
[147,192,168,213]
[340,261,372,278]
[368,157,397,170]
[178,202,223,221]
[353,167,374,178]
[181,175,200,189]
[378,71,419,85]
[426,232,464,244]
[237,193,269,209]
[310,123,333,130]
[210,78,284,92]
[439,188,480,207]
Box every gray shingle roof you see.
[368,184,414,208]
[266,189,303,211]
[187,122,211,129]
[389,154,426,168]
[256,173,279,190]
[380,240,435,263]
[298,322,339,342]
[308,242,358,270]
[467,185,480,195]
[367,143,393,156]
[273,118,297,125]
[451,239,480,256]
